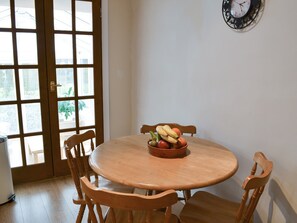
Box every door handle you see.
[50,81,62,92]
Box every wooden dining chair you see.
[179,152,273,223]
[64,130,134,223]
[140,123,197,201]
[80,176,180,223]
[140,123,197,137]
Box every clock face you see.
[222,0,263,30]
[230,0,251,18]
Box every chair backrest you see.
[237,152,273,223]
[80,176,178,223]
[140,123,197,136]
[64,130,98,200]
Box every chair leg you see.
[183,190,191,201]
[146,189,153,195]
[76,204,86,223]
[87,204,94,223]
[87,212,91,223]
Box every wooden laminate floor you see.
[0,175,184,223]
[0,176,94,223]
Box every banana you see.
[156,125,168,136]
[162,125,179,139]
[160,134,178,144]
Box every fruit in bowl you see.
[148,125,188,149]
[147,125,188,158]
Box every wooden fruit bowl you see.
[147,142,188,158]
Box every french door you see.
[0,0,103,183]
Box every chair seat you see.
[73,176,134,205]
[105,209,179,223]
[99,176,134,193]
[180,191,241,223]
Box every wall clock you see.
[222,0,264,31]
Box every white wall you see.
[104,0,132,139]
[106,0,297,222]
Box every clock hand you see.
[239,1,246,6]
[238,2,244,12]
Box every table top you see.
[89,134,238,191]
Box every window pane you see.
[77,68,93,96]
[76,1,92,32]
[60,131,75,160]
[0,32,14,65]
[19,69,40,100]
[17,32,38,65]
[0,69,16,101]
[7,138,23,168]
[55,34,73,64]
[79,99,94,127]
[0,105,19,135]
[76,35,93,64]
[21,103,42,133]
[58,100,76,129]
[25,135,44,165]
[56,68,74,98]
[15,0,36,29]
[54,0,72,31]
[0,0,11,28]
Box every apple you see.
[172,143,181,149]
[157,140,170,149]
[177,137,187,147]
[172,127,182,138]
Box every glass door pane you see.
[19,69,40,100]
[16,33,38,65]
[0,0,11,28]
[76,35,93,64]
[15,0,36,29]
[0,32,14,64]
[75,1,92,31]
[0,104,19,136]
[54,0,72,31]
[55,34,73,64]
[0,69,17,101]
[24,135,44,165]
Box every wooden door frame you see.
[5,0,54,183]
[44,0,104,177]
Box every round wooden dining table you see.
[89,134,238,191]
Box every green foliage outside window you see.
[58,87,86,120]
